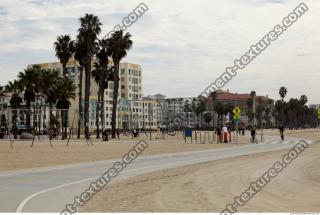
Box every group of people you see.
[215,125,231,143]
[215,124,286,144]
[101,129,140,141]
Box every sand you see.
[81,129,320,212]
[0,131,249,172]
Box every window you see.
[121,85,125,89]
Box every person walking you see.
[279,124,285,141]
[222,125,228,143]
[251,127,256,143]
[116,128,120,140]
[216,126,222,143]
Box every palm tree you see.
[54,35,74,76]
[5,80,22,139]
[279,87,287,101]
[300,95,308,105]
[74,36,87,138]
[18,65,43,131]
[210,91,217,128]
[214,102,224,125]
[41,69,59,130]
[56,77,76,140]
[78,14,102,138]
[54,35,75,139]
[107,30,133,138]
[203,112,213,128]
[183,99,192,126]
[250,91,256,126]
[92,63,102,138]
[279,87,287,124]
[92,39,113,138]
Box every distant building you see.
[155,89,275,128]
[310,104,320,110]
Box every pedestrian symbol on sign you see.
[233,107,241,120]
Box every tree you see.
[210,91,217,128]
[214,102,224,125]
[279,87,287,124]
[256,105,265,128]
[279,87,287,101]
[56,77,76,140]
[41,69,60,132]
[195,99,206,128]
[74,35,87,138]
[92,39,113,138]
[299,95,308,105]
[78,14,102,138]
[183,99,192,126]
[203,112,213,127]
[250,91,256,125]
[18,65,42,131]
[264,107,271,128]
[54,35,74,76]
[5,80,22,139]
[107,30,133,138]
[246,98,254,124]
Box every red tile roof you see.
[206,90,270,102]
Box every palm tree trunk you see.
[26,100,31,132]
[64,109,68,139]
[111,61,120,138]
[77,66,83,139]
[100,66,107,135]
[62,64,69,139]
[84,63,91,138]
[61,110,64,140]
[100,81,106,134]
[96,88,101,138]
[49,102,53,130]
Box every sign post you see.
[233,107,241,144]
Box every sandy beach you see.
[81,129,320,212]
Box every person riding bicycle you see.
[251,127,256,143]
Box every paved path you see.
[0,136,312,212]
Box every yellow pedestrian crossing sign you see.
[233,107,241,120]
[233,107,241,115]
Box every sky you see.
[0,0,319,104]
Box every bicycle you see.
[251,135,258,144]
[250,129,265,144]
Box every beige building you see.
[31,58,158,132]
[142,97,158,129]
